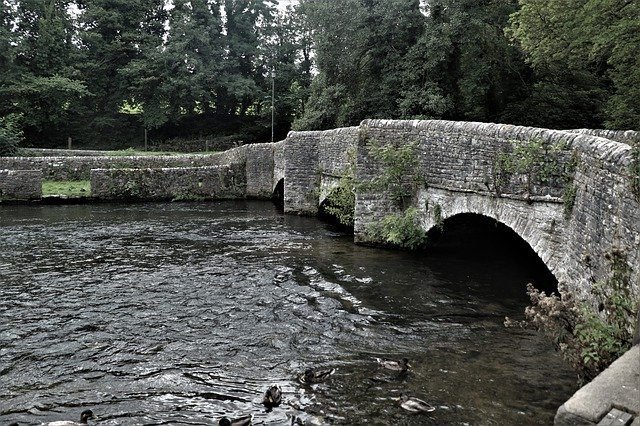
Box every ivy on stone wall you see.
[360,136,428,249]
[367,207,427,250]
[361,138,424,210]
[322,148,356,227]
[493,138,578,217]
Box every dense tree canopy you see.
[0,0,637,151]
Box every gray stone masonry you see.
[555,345,639,425]
[90,164,245,200]
[283,127,358,214]
[354,119,639,306]
[0,147,249,182]
[0,169,42,200]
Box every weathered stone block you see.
[0,169,42,200]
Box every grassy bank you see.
[42,180,90,197]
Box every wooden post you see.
[68,137,72,150]
[144,128,148,152]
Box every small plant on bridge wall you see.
[361,139,425,210]
[506,248,639,383]
[493,138,576,203]
[360,138,428,249]
[368,207,427,250]
[322,148,356,227]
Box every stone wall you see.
[0,147,248,182]
[284,127,358,214]
[245,143,276,198]
[0,154,217,181]
[570,129,638,145]
[0,169,42,200]
[354,119,639,303]
[90,164,245,201]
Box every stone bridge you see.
[279,119,640,306]
[1,119,638,307]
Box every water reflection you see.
[0,201,576,425]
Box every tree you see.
[399,0,531,123]
[508,0,640,130]
[74,0,166,143]
[0,0,89,146]
[294,0,423,129]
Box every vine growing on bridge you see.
[493,139,577,208]
[361,137,428,249]
[321,148,356,228]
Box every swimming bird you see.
[377,357,411,372]
[395,395,436,414]
[41,409,95,426]
[218,414,253,426]
[297,367,336,384]
[262,384,282,408]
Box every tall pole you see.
[271,66,275,143]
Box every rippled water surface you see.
[0,201,576,425]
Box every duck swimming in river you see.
[262,384,282,408]
[395,395,436,414]
[297,367,336,384]
[41,409,95,426]
[377,357,411,372]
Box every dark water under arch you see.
[0,201,575,425]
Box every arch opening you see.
[272,178,284,211]
[425,213,558,295]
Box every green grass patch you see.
[42,180,91,197]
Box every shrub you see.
[506,249,639,383]
[368,207,428,250]
[0,114,23,157]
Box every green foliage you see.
[368,207,427,250]
[362,139,423,209]
[494,138,575,200]
[0,114,23,156]
[508,0,640,130]
[322,149,356,227]
[575,249,638,377]
[510,249,639,383]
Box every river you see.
[0,201,576,425]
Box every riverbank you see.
[555,345,639,425]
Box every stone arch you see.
[272,178,284,209]
[420,188,565,285]
[427,211,558,289]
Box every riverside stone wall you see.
[354,119,639,303]
[90,164,245,201]
[0,169,42,200]
[0,153,226,181]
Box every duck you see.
[262,384,282,408]
[376,357,411,372]
[395,395,436,414]
[218,414,253,426]
[297,367,336,384]
[41,409,96,426]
